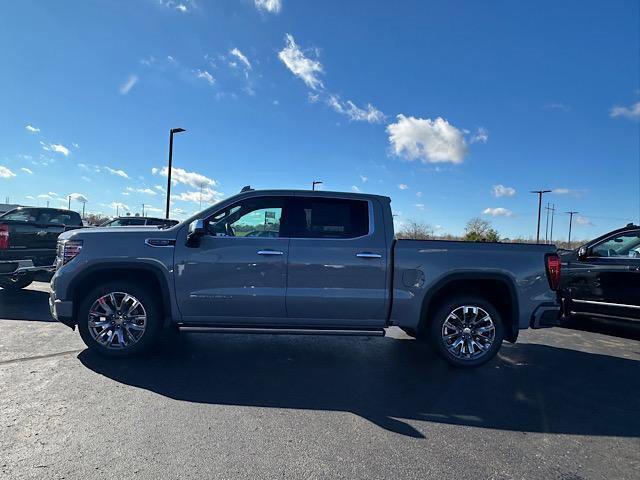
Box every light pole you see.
[165,127,186,219]
[312,181,323,191]
[531,190,551,243]
[142,203,146,217]
[566,211,578,249]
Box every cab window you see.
[591,231,640,258]
[207,197,284,238]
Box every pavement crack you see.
[0,349,82,366]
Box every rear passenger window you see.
[289,198,369,239]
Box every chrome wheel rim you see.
[88,292,147,349]
[441,305,495,360]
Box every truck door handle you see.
[257,250,284,256]
[356,252,382,259]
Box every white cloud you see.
[119,75,138,95]
[0,166,16,178]
[413,203,425,210]
[351,185,361,192]
[175,3,188,12]
[152,166,217,189]
[68,193,88,203]
[72,142,79,149]
[229,48,251,70]
[105,167,130,179]
[255,0,281,14]
[25,124,40,133]
[41,142,70,156]
[278,34,324,91]
[492,184,516,197]
[126,186,157,196]
[470,127,489,144]
[359,175,368,183]
[37,193,55,200]
[327,95,385,124]
[552,188,571,195]
[416,191,422,198]
[610,101,640,120]
[398,184,409,190]
[81,176,91,182]
[171,187,223,204]
[575,215,593,226]
[154,185,166,193]
[109,202,129,212]
[20,167,33,175]
[387,115,468,164]
[194,69,215,86]
[544,102,571,112]
[483,207,513,217]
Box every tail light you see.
[0,224,8,250]
[58,239,83,265]
[545,253,561,291]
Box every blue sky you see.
[0,0,638,239]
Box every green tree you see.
[463,217,500,242]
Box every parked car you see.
[49,189,561,367]
[0,207,83,290]
[560,223,640,324]
[99,217,179,228]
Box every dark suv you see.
[560,223,640,324]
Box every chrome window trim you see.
[201,194,374,241]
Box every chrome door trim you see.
[572,298,640,310]
[356,252,382,259]
[257,250,284,255]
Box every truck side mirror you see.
[187,219,205,245]
[577,246,589,260]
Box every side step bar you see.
[178,326,386,337]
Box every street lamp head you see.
[171,128,186,134]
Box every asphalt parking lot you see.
[1,282,639,480]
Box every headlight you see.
[57,239,83,265]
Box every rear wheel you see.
[0,274,34,291]
[77,281,161,357]
[430,295,504,368]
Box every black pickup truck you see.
[0,207,83,290]
[560,223,640,324]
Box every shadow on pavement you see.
[0,288,53,322]
[78,333,640,439]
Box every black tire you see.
[429,295,504,368]
[77,281,162,357]
[0,274,34,291]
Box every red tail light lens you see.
[545,254,561,291]
[0,224,9,250]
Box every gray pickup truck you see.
[50,189,561,367]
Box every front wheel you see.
[0,274,34,291]
[430,295,504,368]
[77,282,161,357]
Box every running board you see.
[178,326,386,336]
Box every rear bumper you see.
[530,302,561,328]
[49,290,75,329]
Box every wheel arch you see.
[68,262,173,327]
[419,272,520,343]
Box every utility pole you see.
[531,190,551,243]
[544,202,551,243]
[165,127,186,219]
[312,181,323,191]
[68,195,71,210]
[549,203,556,243]
[142,203,146,217]
[566,211,578,249]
